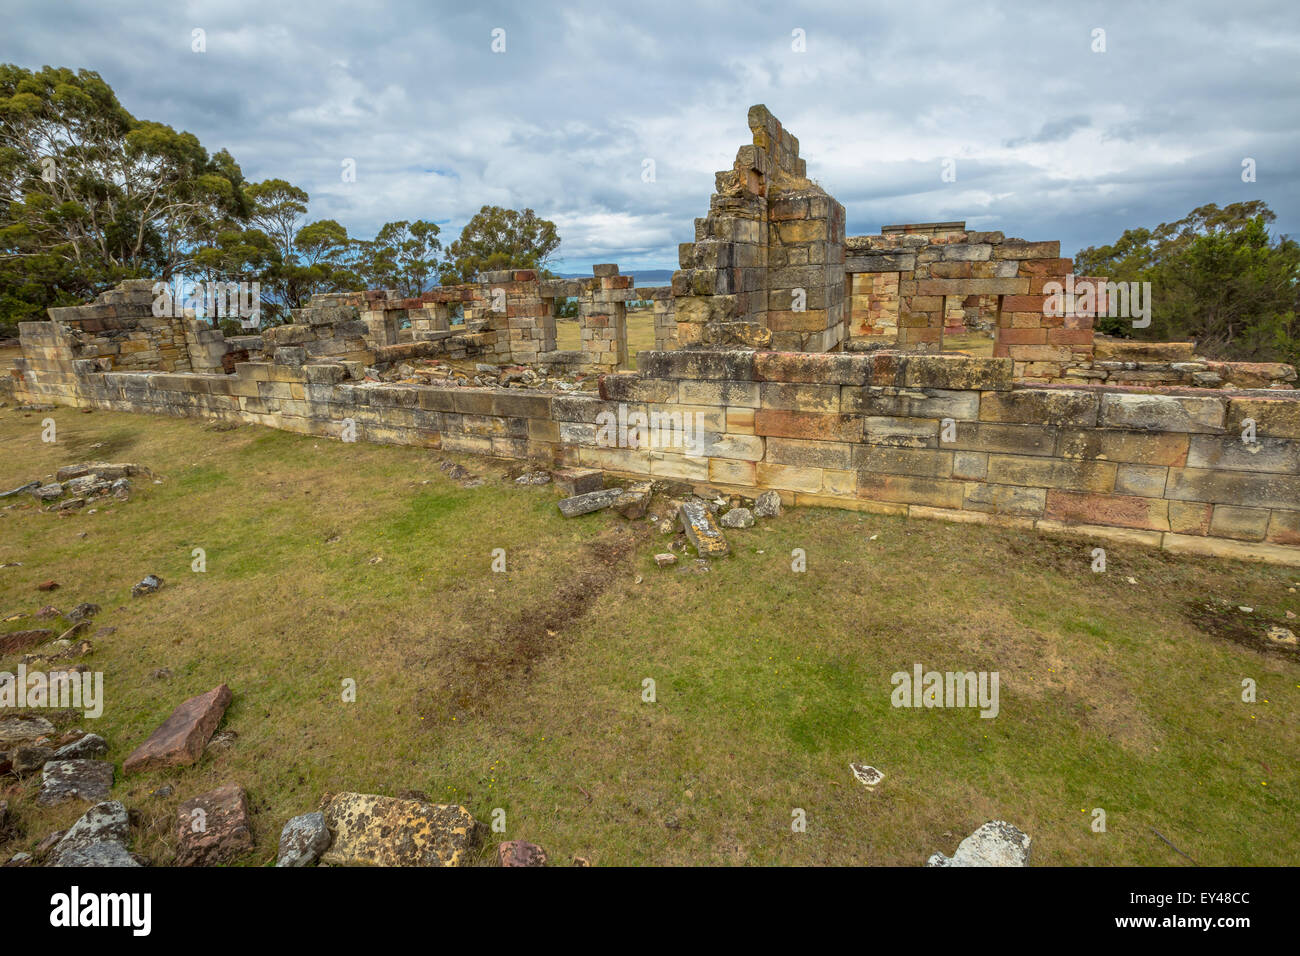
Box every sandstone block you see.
[123,684,232,775]
[1044,490,1170,531]
[1099,394,1225,433]
[176,783,254,866]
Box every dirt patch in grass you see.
[426,523,648,722]
[1183,600,1300,663]
[917,603,1161,751]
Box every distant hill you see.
[555,269,675,287]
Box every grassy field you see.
[1,404,1297,866]
[556,305,657,359]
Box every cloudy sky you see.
[4,0,1297,274]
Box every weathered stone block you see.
[755,461,825,493]
[1044,490,1170,531]
[1165,467,1300,510]
[1186,435,1300,474]
[843,386,979,420]
[758,382,840,413]
[962,482,1047,516]
[767,437,853,470]
[897,355,1013,391]
[176,783,254,866]
[1056,428,1189,466]
[857,474,964,509]
[1209,505,1270,542]
[754,351,871,385]
[1114,463,1169,498]
[1099,394,1225,433]
[979,389,1098,426]
[986,454,1117,493]
[679,499,729,556]
[856,446,954,478]
[1225,397,1300,439]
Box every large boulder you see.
[320,792,482,867]
[927,821,1031,867]
[49,801,138,867]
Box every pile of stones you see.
[28,462,150,513]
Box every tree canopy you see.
[1,65,560,336]
[1075,201,1299,363]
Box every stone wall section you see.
[12,335,1300,566]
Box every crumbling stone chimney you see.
[672,105,847,353]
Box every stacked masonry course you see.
[9,105,1300,565]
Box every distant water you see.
[555,268,675,286]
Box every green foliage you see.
[1075,201,1299,361]
[0,65,561,337]
[353,219,442,297]
[443,204,560,284]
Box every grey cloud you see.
[2,0,1295,270]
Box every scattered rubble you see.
[849,763,884,789]
[720,507,754,529]
[558,487,623,517]
[678,500,729,557]
[1266,626,1297,646]
[130,574,163,597]
[497,840,548,867]
[553,467,603,497]
[753,491,782,518]
[0,629,55,655]
[53,733,107,760]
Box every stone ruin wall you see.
[9,105,1300,566]
[672,105,847,353]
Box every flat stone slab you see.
[0,629,56,655]
[558,487,623,517]
[176,783,254,866]
[0,714,55,747]
[678,500,729,557]
[37,759,114,807]
[321,792,482,867]
[124,683,232,775]
[927,820,1032,867]
[50,801,138,867]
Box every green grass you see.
[0,405,1297,866]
